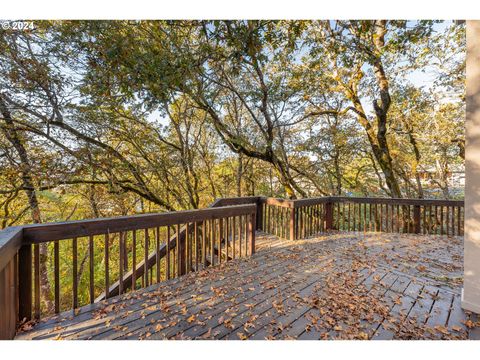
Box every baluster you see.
[119,232,124,295]
[194,222,199,271]
[266,206,269,235]
[364,203,368,233]
[302,208,306,237]
[272,207,276,237]
[279,208,283,239]
[72,237,78,310]
[202,221,207,267]
[421,205,426,235]
[34,243,40,318]
[446,206,450,236]
[143,229,149,286]
[218,220,222,264]
[306,206,309,237]
[190,223,194,271]
[105,233,110,299]
[184,223,189,274]
[279,207,281,237]
[359,203,363,231]
[347,203,350,231]
[240,216,244,257]
[89,235,94,303]
[457,206,461,236]
[267,206,271,235]
[353,203,356,231]
[54,240,60,313]
[440,206,444,235]
[210,219,215,264]
[172,246,176,277]
[425,206,431,235]
[296,207,300,238]
[281,208,285,239]
[270,205,274,235]
[367,203,372,232]
[156,228,160,283]
[18,244,32,321]
[303,206,309,238]
[388,203,391,232]
[309,206,313,236]
[407,205,411,233]
[396,205,399,233]
[460,207,464,236]
[175,224,181,276]
[226,218,230,261]
[451,206,455,236]
[388,204,392,232]
[232,217,236,259]
[263,204,267,233]
[267,205,270,234]
[361,203,364,231]
[244,215,248,256]
[249,211,256,255]
[303,207,307,237]
[358,203,361,232]
[132,230,137,289]
[186,223,190,273]
[316,204,320,234]
[380,204,384,232]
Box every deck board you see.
[15,231,479,340]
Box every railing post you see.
[18,244,32,322]
[249,211,256,255]
[413,205,421,234]
[178,228,187,276]
[325,200,334,231]
[256,198,263,231]
[289,207,296,241]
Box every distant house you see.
[416,164,465,189]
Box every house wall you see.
[463,20,480,314]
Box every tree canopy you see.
[0,20,465,228]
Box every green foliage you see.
[0,20,465,228]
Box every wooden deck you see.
[15,231,480,340]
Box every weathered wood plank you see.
[22,204,257,244]
[15,231,471,341]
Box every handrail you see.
[324,196,464,207]
[21,204,256,244]
[0,226,23,272]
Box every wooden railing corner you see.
[413,204,421,234]
[325,200,334,231]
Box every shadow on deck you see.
[15,231,480,340]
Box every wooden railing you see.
[0,195,464,339]
[96,196,262,302]
[327,197,464,236]
[0,202,256,339]
[259,196,464,240]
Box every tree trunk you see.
[363,20,403,198]
[236,153,243,197]
[0,95,54,313]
